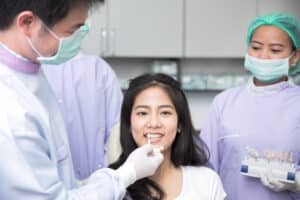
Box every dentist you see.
[0,0,163,199]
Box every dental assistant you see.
[0,0,163,199]
[43,53,123,180]
[201,13,300,200]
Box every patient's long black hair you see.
[110,73,209,200]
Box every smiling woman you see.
[110,73,226,200]
[130,86,178,153]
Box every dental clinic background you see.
[81,0,300,130]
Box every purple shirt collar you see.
[0,44,40,74]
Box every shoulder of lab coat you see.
[0,64,125,200]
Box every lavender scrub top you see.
[201,79,300,200]
[43,53,123,180]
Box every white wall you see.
[185,91,218,129]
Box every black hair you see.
[0,0,103,30]
[110,73,209,200]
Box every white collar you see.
[247,77,292,95]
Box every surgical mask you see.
[27,21,90,65]
[244,53,294,83]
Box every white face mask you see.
[244,52,294,83]
[27,21,90,65]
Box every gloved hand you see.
[116,144,164,187]
[260,171,300,192]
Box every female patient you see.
[110,73,226,200]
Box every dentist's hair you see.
[110,73,209,200]
[0,0,103,30]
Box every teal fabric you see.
[246,13,300,75]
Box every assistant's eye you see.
[251,46,260,51]
[271,49,282,54]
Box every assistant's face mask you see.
[27,21,90,65]
[244,52,294,83]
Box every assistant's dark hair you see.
[110,73,209,200]
[0,0,103,30]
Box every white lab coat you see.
[0,62,125,199]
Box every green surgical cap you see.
[246,13,300,75]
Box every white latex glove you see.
[260,171,300,193]
[116,144,164,187]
